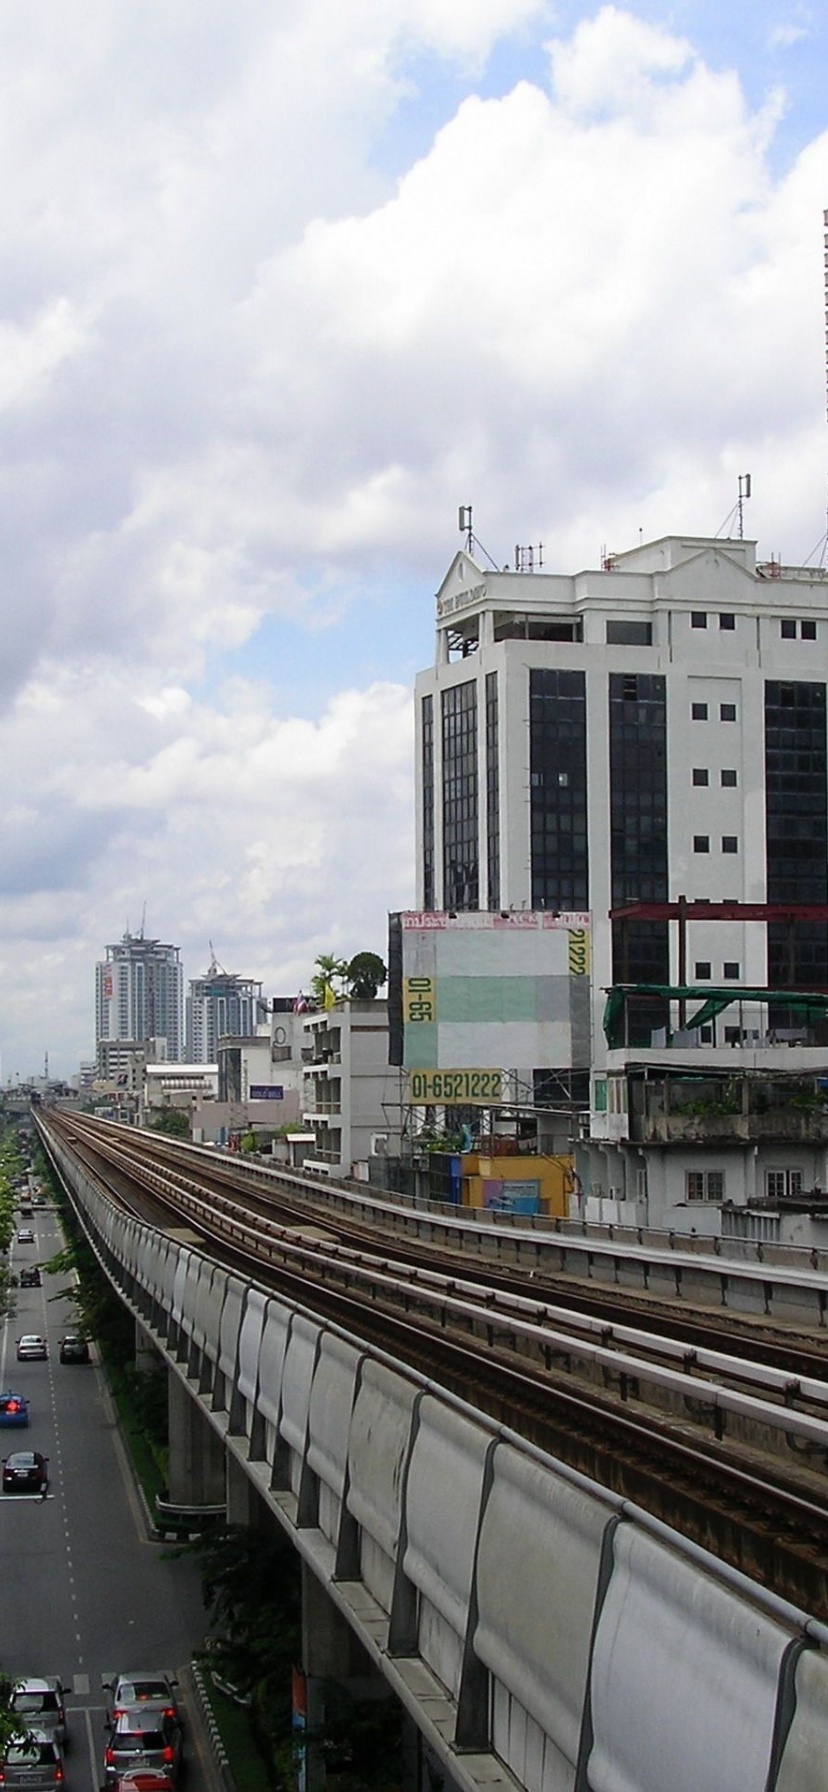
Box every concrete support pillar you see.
[135,1317,158,1375]
[166,1369,226,1508]
[301,1563,394,1791]
[226,1451,258,1527]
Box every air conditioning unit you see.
[371,1133,389,1157]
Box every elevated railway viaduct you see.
[34,1107,828,1792]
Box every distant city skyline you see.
[2,2,828,1078]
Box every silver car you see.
[10,1679,68,1750]
[0,1731,64,1790]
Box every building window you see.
[606,619,652,645]
[530,668,588,911]
[723,961,740,979]
[766,1169,803,1200]
[781,619,817,641]
[441,681,479,910]
[765,678,828,984]
[721,768,738,787]
[485,672,500,910]
[694,961,711,979]
[609,672,669,1031]
[691,702,708,720]
[719,613,735,630]
[421,695,434,910]
[687,1170,724,1201]
[594,1078,607,1113]
[692,767,709,786]
[720,703,737,721]
[722,835,738,853]
[693,835,710,853]
[691,612,707,629]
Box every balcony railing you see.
[630,1076,828,1145]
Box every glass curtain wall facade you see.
[485,672,500,911]
[765,679,828,990]
[529,669,588,911]
[421,694,435,912]
[609,673,669,1041]
[441,681,479,910]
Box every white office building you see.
[95,931,184,1068]
[414,533,828,1237]
[302,1000,402,1176]
[186,959,267,1062]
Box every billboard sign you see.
[399,910,591,1092]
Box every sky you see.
[2,1,828,1080]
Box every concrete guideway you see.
[36,1111,828,1792]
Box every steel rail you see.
[42,1109,828,1480]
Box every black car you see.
[19,1266,41,1288]
[2,1450,48,1494]
[58,1335,90,1364]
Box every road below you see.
[0,1201,221,1792]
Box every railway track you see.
[38,1106,828,1616]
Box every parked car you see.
[58,1336,90,1365]
[0,1393,29,1428]
[16,1229,35,1245]
[103,1710,183,1786]
[10,1679,68,1750]
[19,1267,41,1289]
[16,1336,47,1361]
[103,1673,180,1728]
[2,1451,48,1494]
[0,1730,63,1789]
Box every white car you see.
[16,1335,48,1361]
[10,1679,68,1750]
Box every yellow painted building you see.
[461,1152,573,1218]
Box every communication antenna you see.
[456,505,504,572]
[737,474,751,539]
[515,543,543,573]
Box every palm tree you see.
[310,953,348,1005]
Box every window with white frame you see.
[765,1169,803,1201]
[686,1169,725,1201]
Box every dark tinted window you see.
[606,620,652,645]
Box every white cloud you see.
[0,2,827,1074]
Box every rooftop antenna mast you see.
[737,473,751,539]
[456,505,503,572]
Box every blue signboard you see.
[249,1085,284,1101]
